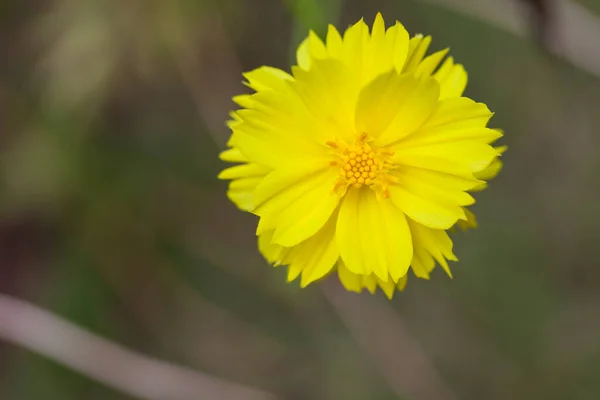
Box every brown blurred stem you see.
[321,279,455,400]
[518,0,555,48]
[0,293,277,400]
[419,0,600,79]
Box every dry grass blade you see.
[0,294,277,400]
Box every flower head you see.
[219,14,504,298]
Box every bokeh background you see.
[2,0,600,399]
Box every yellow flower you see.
[219,14,503,298]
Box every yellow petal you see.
[409,220,456,278]
[394,98,498,155]
[355,72,423,138]
[297,214,339,287]
[394,168,476,207]
[227,176,264,211]
[270,214,339,287]
[290,59,358,142]
[226,118,242,139]
[227,188,255,211]
[367,13,387,79]
[235,68,334,167]
[219,147,247,163]
[386,21,410,73]
[471,143,506,190]
[362,274,377,294]
[411,246,434,279]
[378,195,413,281]
[229,176,263,192]
[377,275,397,299]
[393,142,498,177]
[254,168,333,237]
[334,14,410,82]
[395,167,482,192]
[434,58,468,100]
[232,94,254,109]
[403,35,432,73]
[338,262,410,298]
[397,275,408,291]
[254,167,324,235]
[241,91,327,143]
[258,230,289,265]
[455,208,478,230]
[434,56,454,81]
[267,172,340,247]
[388,183,466,230]
[359,192,390,280]
[325,24,344,59]
[335,188,367,275]
[375,76,440,147]
[219,156,270,212]
[415,48,449,77]
[253,163,326,210]
[495,144,508,155]
[296,31,328,70]
[287,263,303,282]
[341,18,369,84]
[217,163,270,180]
[243,66,293,92]
[362,13,410,83]
[233,107,327,168]
[420,97,493,132]
[336,189,412,281]
[337,260,363,293]
[474,152,504,181]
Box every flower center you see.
[327,133,396,198]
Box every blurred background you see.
[2,0,600,399]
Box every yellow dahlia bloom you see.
[219,14,503,298]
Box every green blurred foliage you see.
[2,0,600,399]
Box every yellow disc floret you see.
[328,133,396,198]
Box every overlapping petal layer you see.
[218,13,504,298]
